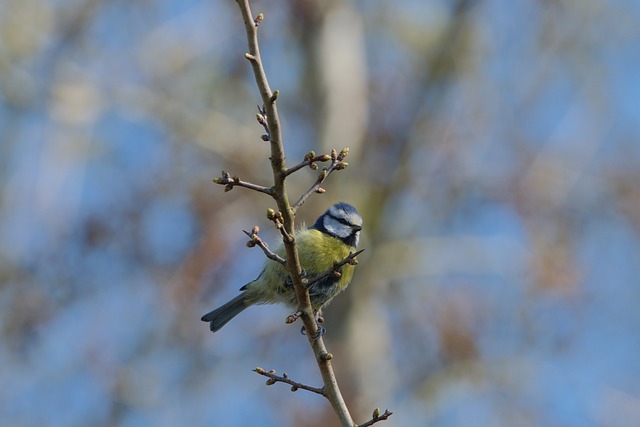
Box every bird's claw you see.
[301,309,325,339]
[300,324,326,340]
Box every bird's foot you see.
[300,310,325,339]
[300,324,326,340]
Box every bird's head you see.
[311,202,363,248]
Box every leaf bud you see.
[321,352,333,361]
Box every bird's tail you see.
[201,293,249,332]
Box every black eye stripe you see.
[329,214,356,227]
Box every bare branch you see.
[304,250,365,290]
[265,209,294,243]
[256,104,271,141]
[213,171,273,195]
[285,151,332,177]
[254,367,325,396]
[292,148,351,213]
[357,409,394,427]
[243,227,286,265]
[235,2,284,161]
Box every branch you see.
[285,151,332,177]
[292,148,350,213]
[265,209,294,243]
[254,367,325,395]
[213,171,273,195]
[304,250,365,290]
[233,3,380,427]
[236,1,284,166]
[256,104,272,141]
[243,227,286,265]
[357,409,394,427]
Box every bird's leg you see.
[288,270,325,339]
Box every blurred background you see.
[1,0,639,426]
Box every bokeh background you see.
[1,0,639,426]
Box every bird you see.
[201,202,363,334]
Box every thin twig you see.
[256,104,271,141]
[213,171,273,195]
[273,221,294,243]
[357,410,394,427]
[265,209,294,243]
[285,152,332,177]
[304,250,365,289]
[254,367,325,395]
[292,148,350,212]
[243,228,286,265]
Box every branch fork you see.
[254,366,392,427]
[292,147,351,212]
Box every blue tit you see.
[201,202,363,333]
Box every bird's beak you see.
[353,225,362,232]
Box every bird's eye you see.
[329,214,350,226]
[338,217,352,227]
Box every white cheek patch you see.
[323,216,351,238]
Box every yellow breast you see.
[245,228,356,310]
